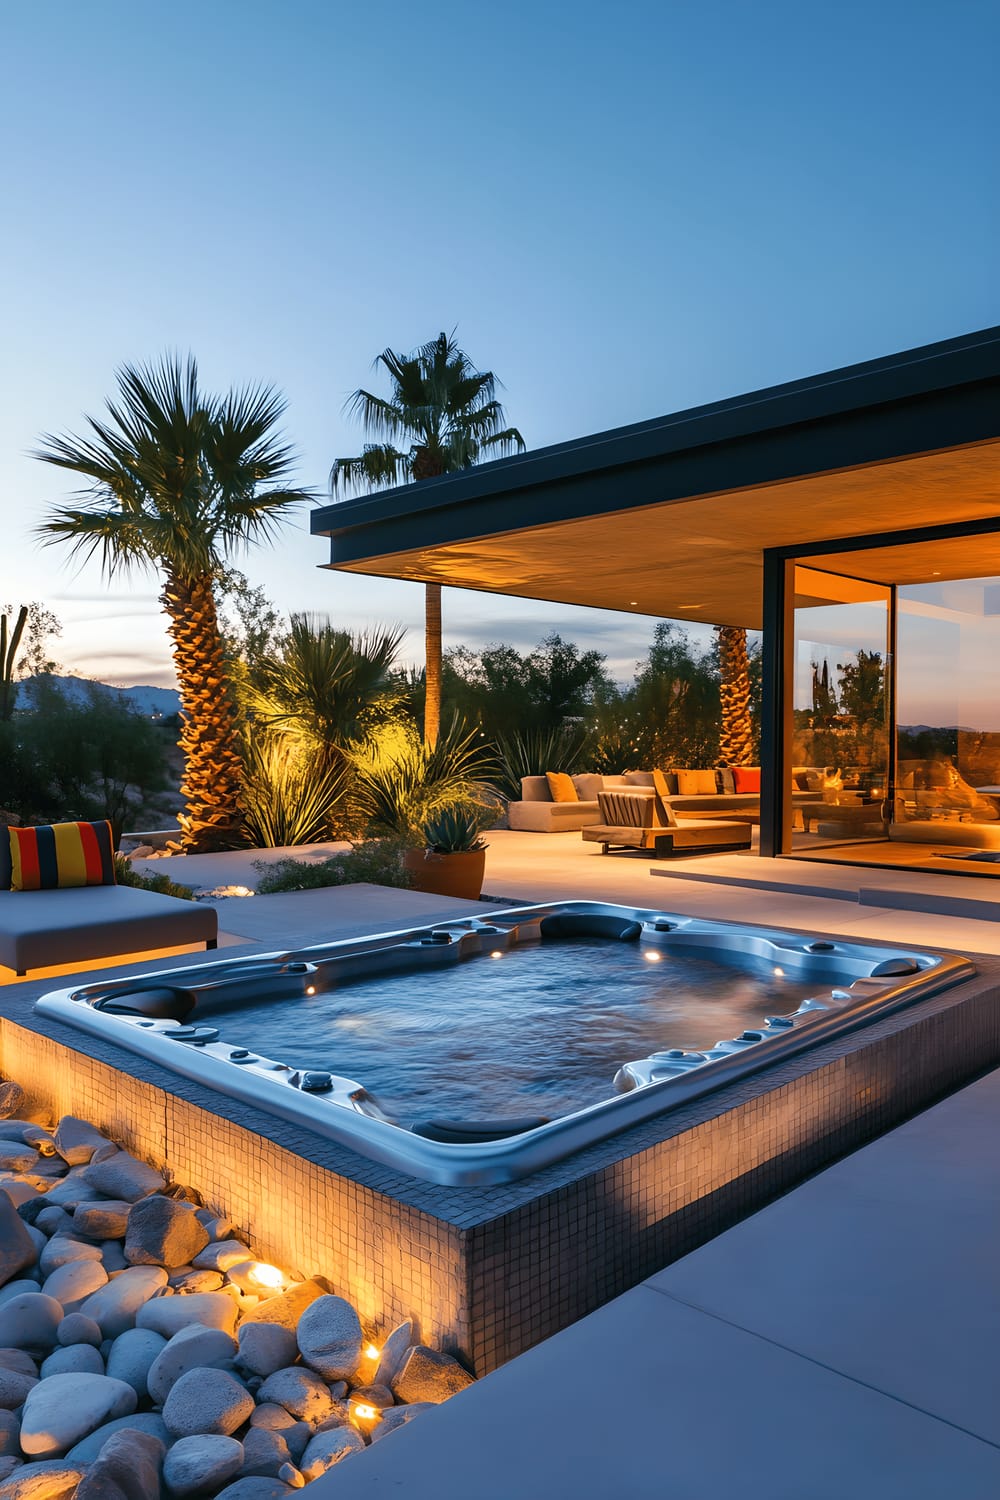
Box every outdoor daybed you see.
[582,787,752,857]
[0,832,218,977]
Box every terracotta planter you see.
[404,847,487,900]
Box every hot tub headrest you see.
[411,1116,550,1144]
[93,986,195,1021]
[539,913,643,942]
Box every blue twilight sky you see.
[1,0,998,689]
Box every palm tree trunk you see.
[424,582,442,749]
[716,625,753,766]
[160,571,244,852]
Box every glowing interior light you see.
[305,986,316,995]
[353,1402,379,1422]
[643,950,662,962]
[773,966,785,977]
[490,950,503,959]
[247,1262,284,1291]
[365,1343,380,1362]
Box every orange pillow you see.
[545,772,579,803]
[732,767,761,793]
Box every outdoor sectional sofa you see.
[0,837,218,977]
[507,767,830,833]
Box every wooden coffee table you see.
[799,801,886,835]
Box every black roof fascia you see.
[312,325,1000,566]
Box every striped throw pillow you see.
[8,821,116,891]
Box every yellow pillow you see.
[545,772,579,803]
[676,769,717,796]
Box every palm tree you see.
[716,625,754,766]
[35,356,313,853]
[330,332,525,748]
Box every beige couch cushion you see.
[676,769,718,796]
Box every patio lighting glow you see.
[643,950,663,962]
[364,1343,380,1362]
[490,950,503,959]
[773,966,785,977]
[246,1261,284,1291]
[350,1399,380,1424]
[306,985,317,995]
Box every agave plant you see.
[494,725,591,800]
[421,803,489,853]
[238,734,352,848]
[353,715,499,837]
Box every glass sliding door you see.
[892,577,1000,852]
[788,566,891,852]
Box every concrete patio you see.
[314,1062,1000,1498]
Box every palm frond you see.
[329,445,410,494]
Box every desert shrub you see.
[114,853,195,900]
[254,837,413,894]
[239,734,352,847]
[494,725,590,800]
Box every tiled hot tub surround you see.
[5,942,1000,1376]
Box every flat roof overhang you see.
[312,327,1000,630]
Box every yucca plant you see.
[353,714,499,837]
[494,725,590,800]
[238,734,352,848]
[421,803,489,853]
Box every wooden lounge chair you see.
[582,788,752,857]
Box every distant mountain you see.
[18,674,181,719]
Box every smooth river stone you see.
[0,1193,37,1291]
[105,1328,167,1400]
[162,1368,254,1438]
[74,1427,165,1500]
[390,1345,474,1404]
[57,1313,103,1349]
[371,1401,434,1441]
[146,1324,237,1406]
[0,1295,63,1356]
[236,1323,297,1379]
[0,1408,20,1455]
[255,1367,337,1426]
[53,1117,111,1167]
[372,1320,413,1389]
[80,1153,166,1204]
[191,1239,251,1273]
[39,1236,104,1279]
[299,1426,365,1481]
[0,1284,41,1311]
[295,1296,362,1383]
[41,1258,108,1314]
[163,1434,244,1497]
[74,1201,132,1239]
[0,1366,37,1408]
[214,1481,294,1500]
[39,1344,104,1378]
[136,1291,236,1338]
[0,1349,36,1377]
[20,1371,137,1457]
[0,1459,85,1498]
[79,1267,168,1338]
[125,1197,209,1269]
[0,1083,26,1121]
[239,1278,329,1332]
[239,1427,291,1479]
[0,1146,39,1175]
[33,1208,76,1238]
[65,1412,170,1462]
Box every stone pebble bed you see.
[0,1078,474,1499]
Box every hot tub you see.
[35,901,974,1185]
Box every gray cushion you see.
[0,885,217,973]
